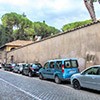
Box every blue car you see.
[39,58,79,84]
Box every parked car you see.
[71,65,100,91]
[13,63,26,74]
[22,63,42,77]
[39,58,79,84]
[3,63,16,71]
[0,63,2,69]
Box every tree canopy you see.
[62,20,92,32]
[0,12,60,46]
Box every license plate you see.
[36,72,39,74]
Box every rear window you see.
[32,63,42,68]
[71,60,78,68]
[64,60,78,68]
[6,64,11,67]
[11,63,16,66]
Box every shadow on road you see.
[42,79,70,85]
[81,88,100,94]
[42,79,100,95]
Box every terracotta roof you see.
[5,40,33,46]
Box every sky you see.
[0,0,100,30]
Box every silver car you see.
[71,65,100,91]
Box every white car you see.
[0,64,2,69]
[71,65,100,91]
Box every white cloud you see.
[0,0,100,29]
[0,0,30,6]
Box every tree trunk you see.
[84,0,96,22]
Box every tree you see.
[1,12,34,41]
[0,25,14,46]
[33,21,60,38]
[62,20,92,32]
[0,12,60,45]
[84,0,100,22]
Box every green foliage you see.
[0,12,60,46]
[1,12,32,28]
[33,21,60,38]
[0,25,14,46]
[62,20,92,32]
[1,12,34,44]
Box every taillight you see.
[30,67,34,70]
[10,66,13,68]
[62,65,64,73]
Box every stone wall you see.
[7,22,100,71]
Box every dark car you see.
[22,63,42,77]
[3,63,16,71]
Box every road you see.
[0,69,100,100]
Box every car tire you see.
[54,76,61,84]
[39,73,44,80]
[73,79,81,89]
[18,70,21,74]
[28,72,32,77]
[22,70,24,75]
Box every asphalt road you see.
[0,69,100,100]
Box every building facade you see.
[0,40,33,64]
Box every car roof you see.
[18,63,28,65]
[81,65,100,73]
[47,58,78,62]
[89,65,100,68]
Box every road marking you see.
[0,77,42,100]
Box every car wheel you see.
[28,72,32,77]
[54,76,61,84]
[18,70,21,74]
[22,70,24,75]
[73,79,81,89]
[39,73,44,80]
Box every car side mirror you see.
[43,67,45,69]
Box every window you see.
[64,60,71,68]
[64,60,78,68]
[50,62,55,68]
[96,68,100,75]
[32,64,37,68]
[56,61,62,69]
[83,67,99,75]
[71,60,78,68]
[44,62,49,68]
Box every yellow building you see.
[0,40,33,52]
[0,40,33,63]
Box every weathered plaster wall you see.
[7,22,100,71]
